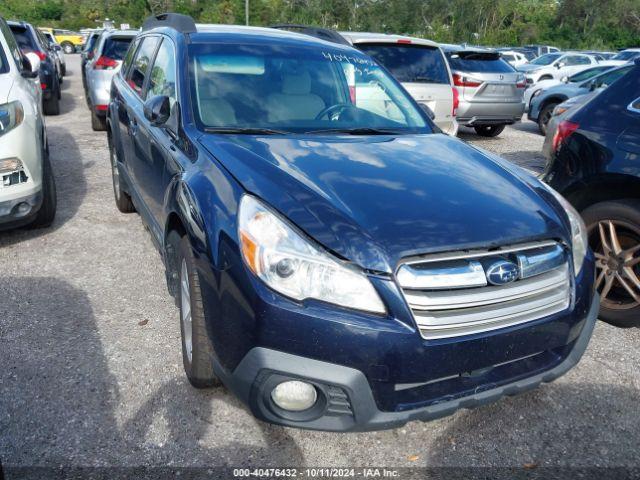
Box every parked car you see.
[40,29,66,78]
[542,92,597,161]
[8,21,61,115]
[607,48,640,65]
[0,17,56,230]
[107,14,597,432]
[81,29,104,88]
[270,26,457,135]
[522,45,561,58]
[524,64,615,112]
[543,59,640,327]
[442,45,525,136]
[518,52,599,86]
[39,27,83,54]
[498,49,528,68]
[529,64,633,134]
[84,29,136,130]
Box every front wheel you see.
[176,233,220,388]
[91,109,107,131]
[582,200,640,327]
[43,88,60,116]
[29,148,57,228]
[538,103,558,136]
[474,125,505,137]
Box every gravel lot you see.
[1,56,639,476]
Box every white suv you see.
[518,52,599,86]
[0,18,56,230]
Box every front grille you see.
[397,241,571,340]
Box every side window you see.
[596,67,631,88]
[147,39,176,106]
[575,56,591,65]
[121,37,139,75]
[126,36,159,98]
[629,97,640,113]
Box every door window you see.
[126,36,160,98]
[147,39,177,106]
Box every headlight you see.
[0,101,24,136]
[543,184,588,275]
[238,195,386,314]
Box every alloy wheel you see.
[181,259,193,363]
[592,220,640,310]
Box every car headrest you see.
[282,71,311,95]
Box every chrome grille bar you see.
[397,241,571,340]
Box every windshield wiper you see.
[203,127,289,135]
[304,127,406,135]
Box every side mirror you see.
[21,52,40,79]
[561,76,569,83]
[589,80,598,91]
[556,62,565,69]
[54,45,62,52]
[419,103,436,120]
[144,95,171,126]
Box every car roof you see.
[186,24,361,52]
[101,29,139,38]
[338,31,439,48]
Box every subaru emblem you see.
[499,74,504,80]
[485,260,519,285]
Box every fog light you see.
[271,380,317,412]
[0,157,23,175]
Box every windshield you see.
[356,44,449,84]
[569,66,612,82]
[189,43,430,134]
[611,50,640,61]
[531,53,562,65]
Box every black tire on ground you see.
[538,103,558,136]
[175,232,220,388]
[43,89,60,116]
[582,199,640,328]
[108,139,135,213]
[61,42,74,54]
[61,63,66,77]
[91,110,107,131]
[29,147,57,229]
[474,125,506,137]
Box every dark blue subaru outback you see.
[107,14,598,431]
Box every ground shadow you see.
[0,276,304,479]
[0,125,87,248]
[425,382,640,469]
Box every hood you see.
[545,82,586,97]
[199,133,568,273]
[517,64,544,73]
[0,75,13,104]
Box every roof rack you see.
[142,13,196,33]
[269,24,350,46]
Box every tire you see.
[582,199,640,327]
[29,147,57,229]
[176,233,219,388]
[61,63,66,77]
[109,139,135,213]
[537,103,558,136]
[91,109,107,131]
[474,125,506,137]
[61,42,74,54]
[43,88,60,116]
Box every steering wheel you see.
[315,103,357,121]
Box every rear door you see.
[355,42,454,131]
[446,51,523,104]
